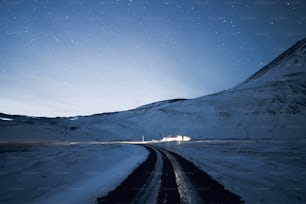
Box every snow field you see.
[0,143,148,204]
[158,140,306,203]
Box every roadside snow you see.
[0,143,148,204]
[0,117,13,121]
[158,140,306,203]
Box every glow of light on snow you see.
[0,117,13,121]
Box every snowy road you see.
[97,145,243,204]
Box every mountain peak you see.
[236,38,306,89]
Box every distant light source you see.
[160,135,191,142]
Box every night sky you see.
[0,0,305,117]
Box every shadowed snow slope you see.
[1,38,306,141]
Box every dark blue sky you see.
[0,0,305,116]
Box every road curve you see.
[97,145,243,204]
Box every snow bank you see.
[0,143,148,203]
[158,140,306,203]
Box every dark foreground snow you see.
[0,143,147,204]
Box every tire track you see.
[157,150,181,204]
[96,145,243,204]
[96,145,156,204]
[162,148,244,204]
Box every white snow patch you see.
[69,117,79,121]
[0,117,13,121]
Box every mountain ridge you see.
[241,38,306,85]
[1,38,306,141]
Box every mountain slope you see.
[239,38,306,86]
[86,37,306,141]
[76,38,306,141]
[1,38,306,141]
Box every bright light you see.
[160,135,191,142]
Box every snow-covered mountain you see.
[1,38,306,141]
